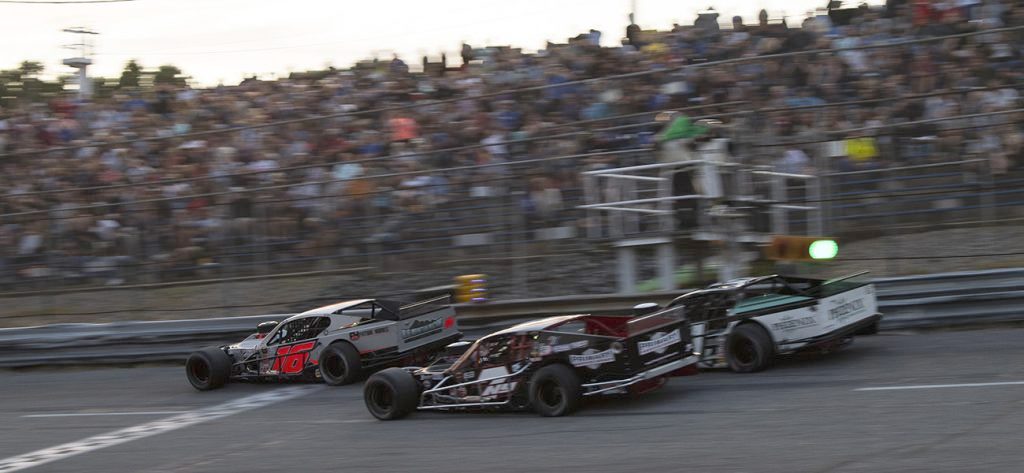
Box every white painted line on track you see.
[856,381,1024,392]
[0,386,318,473]
[23,411,188,418]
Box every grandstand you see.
[0,1,1022,317]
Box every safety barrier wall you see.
[2,268,1021,368]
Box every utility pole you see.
[61,27,98,100]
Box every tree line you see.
[0,60,187,105]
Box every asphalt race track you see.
[2,328,1023,472]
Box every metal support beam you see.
[577,194,703,209]
[587,206,670,215]
[771,173,787,235]
[657,243,675,291]
[617,246,637,294]
[595,174,667,182]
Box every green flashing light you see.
[808,239,839,260]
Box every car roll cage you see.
[580,355,699,395]
[418,363,534,410]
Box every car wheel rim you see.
[731,338,756,365]
[370,384,394,414]
[323,354,345,380]
[189,360,210,384]
[538,379,564,409]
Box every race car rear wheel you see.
[364,368,419,420]
[528,364,582,417]
[185,347,231,391]
[319,342,362,386]
[725,323,774,373]
[855,320,879,336]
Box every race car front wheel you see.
[528,364,582,417]
[319,342,362,386]
[364,368,419,420]
[186,347,231,391]
[725,323,774,373]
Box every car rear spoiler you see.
[393,294,453,320]
[799,270,872,299]
[627,305,686,336]
[822,270,871,286]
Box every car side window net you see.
[269,317,330,345]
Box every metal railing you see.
[822,159,1001,235]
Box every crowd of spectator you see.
[0,0,1022,287]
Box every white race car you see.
[657,272,881,372]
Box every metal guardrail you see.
[1,268,1022,368]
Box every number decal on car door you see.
[272,341,315,374]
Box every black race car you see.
[362,306,699,420]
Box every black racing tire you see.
[318,342,363,386]
[855,320,880,336]
[364,368,420,420]
[186,347,232,391]
[528,364,582,417]
[725,323,774,373]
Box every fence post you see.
[515,191,528,298]
[260,201,272,276]
[583,174,601,239]
[616,245,636,294]
[771,173,787,235]
[810,175,824,237]
[979,159,996,224]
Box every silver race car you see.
[186,295,460,390]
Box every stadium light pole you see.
[61,27,98,100]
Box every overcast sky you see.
[1,0,879,86]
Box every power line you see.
[94,2,576,57]
[0,0,134,3]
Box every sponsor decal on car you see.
[554,340,589,353]
[569,349,616,369]
[771,316,817,332]
[401,317,444,342]
[349,325,390,341]
[481,381,518,397]
[537,336,587,356]
[828,297,865,323]
[638,330,681,356]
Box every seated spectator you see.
[0,1,1020,287]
